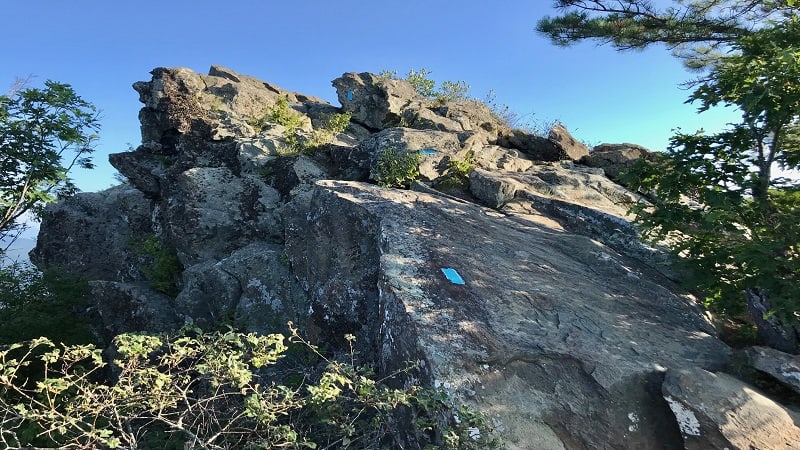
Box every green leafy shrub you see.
[0,262,95,346]
[437,152,476,193]
[378,69,398,81]
[374,147,422,188]
[0,326,501,449]
[251,97,351,156]
[303,111,352,154]
[449,152,475,180]
[434,80,471,104]
[323,111,352,135]
[405,68,436,98]
[248,95,305,136]
[132,234,183,297]
[382,68,471,104]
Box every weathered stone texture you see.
[30,66,752,448]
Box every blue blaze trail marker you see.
[441,268,465,285]
[419,148,437,155]
[347,90,354,101]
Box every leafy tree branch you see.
[0,81,100,254]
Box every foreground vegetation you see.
[0,324,499,449]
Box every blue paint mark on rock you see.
[347,90,354,101]
[441,268,465,285]
[419,148,437,155]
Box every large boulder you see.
[288,180,730,449]
[164,167,282,264]
[579,142,656,181]
[746,346,800,395]
[332,127,466,182]
[30,185,154,281]
[332,72,419,130]
[89,281,181,340]
[548,123,590,161]
[469,168,520,208]
[176,242,309,334]
[496,124,593,162]
[496,129,565,161]
[662,367,800,449]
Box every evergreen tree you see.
[538,1,800,350]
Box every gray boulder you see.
[465,139,534,173]
[663,366,800,449]
[89,281,181,340]
[108,148,165,197]
[496,129,566,161]
[30,185,153,281]
[496,124,591,162]
[176,242,309,334]
[469,168,519,208]
[164,167,282,264]
[289,180,730,449]
[746,345,800,395]
[580,142,656,181]
[332,72,419,130]
[548,123,590,161]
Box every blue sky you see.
[2,0,741,193]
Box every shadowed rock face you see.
[32,65,747,448]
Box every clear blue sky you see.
[2,0,741,193]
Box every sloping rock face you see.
[32,65,743,448]
[290,180,729,449]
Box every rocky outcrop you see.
[32,65,747,448]
[30,185,153,281]
[89,281,181,341]
[580,142,657,181]
[290,180,729,449]
[746,346,800,395]
[548,123,590,161]
[662,367,800,449]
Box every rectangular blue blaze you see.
[441,268,465,285]
[347,90,354,101]
[419,148,437,155]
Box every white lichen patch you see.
[627,412,639,432]
[246,278,282,310]
[467,427,481,441]
[780,362,800,381]
[664,395,701,436]
[780,368,800,383]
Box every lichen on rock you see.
[29,65,762,449]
